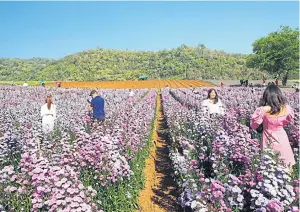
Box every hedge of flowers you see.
[162,87,299,212]
[0,86,157,212]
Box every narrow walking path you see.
[137,92,180,212]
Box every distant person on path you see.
[128,89,135,102]
[89,90,105,125]
[56,81,62,88]
[263,75,267,86]
[166,85,170,92]
[41,94,57,133]
[129,89,135,97]
[201,88,225,116]
[23,81,28,87]
[275,79,279,86]
[251,84,295,168]
[292,84,299,93]
[220,82,224,87]
[240,79,244,86]
[11,81,14,86]
[40,80,45,87]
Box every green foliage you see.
[246,26,299,85]
[0,45,267,81]
[0,58,55,81]
[0,81,53,86]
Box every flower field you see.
[162,87,299,212]
[48,80,213,89]
[0,83,299,212]
[0,86,157,212]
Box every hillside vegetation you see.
[0,45,270,81]
[0,58,55,81]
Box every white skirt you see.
[42,115,55,133]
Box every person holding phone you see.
[88,90,105,124]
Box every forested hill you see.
[0,58,55,81]
[0,45,268,81]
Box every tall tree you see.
[246,26,299,86]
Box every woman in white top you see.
[201,88,225,116]
[41,95,57,133]
[129,89,135,97]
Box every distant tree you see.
[247,26,299,86]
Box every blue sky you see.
[0,1,298,59]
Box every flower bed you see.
[0,86,157,212]
[162,88,299,212]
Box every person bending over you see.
[89,90,105,124]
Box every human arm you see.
[284,105,294,125]
[89,98,94,111]
[218,101,225,115]
[201,99,209,114]
[250,107,266,129]
[41,105,46,118]
[53,105,57,120]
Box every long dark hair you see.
[207,88,218,104]
[45,95,53,110]
[259,84,286,114]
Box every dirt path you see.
[137,93,180,212]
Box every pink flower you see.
[79,191,85,198]
[199,154,205,160]
[32,167,43,174]
[55,181,62,187]
[67,188,75,194]
[37,186,45,192]
[33,203,43,209]
[266,200,284,212]
[9,186,17,192]
[10,175,17,182]
[62,182,70,189]
[78,184,84,189]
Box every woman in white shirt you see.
[201,89,225,116]
[129,89,135,97]
[41,95,57,133]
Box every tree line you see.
[0,26,298,83]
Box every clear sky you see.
[0,1,298,59]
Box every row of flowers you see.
[0,86,157,212]
[162,87,299,212]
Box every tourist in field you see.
[201,88,225,116]
[41,94,57,133]
[292,84,299,93]
[56,81,62,88]
[251,84,295,168]
[89,90,105,124]
[129,89,135,97]
[40,80,45,87]
[128,89,135,102]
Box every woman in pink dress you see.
[251,84,295,167]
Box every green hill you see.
[0,58,55,81]
[0,45,269,81]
